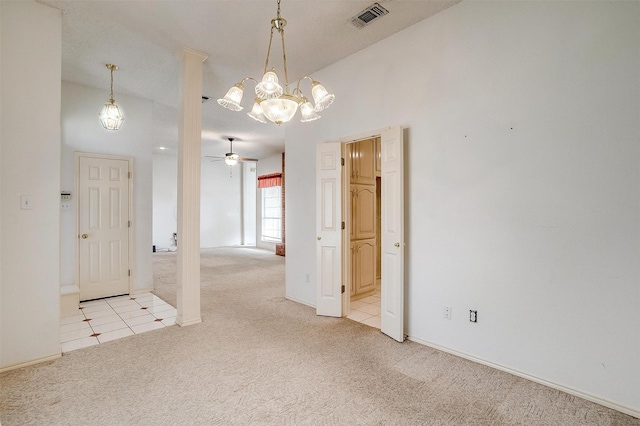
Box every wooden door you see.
[353,184,376,240]
[353,138,376,185]
[315,142,343,317]
[78,155,130,301]
[355,239,376,294]
[380,127,405,342]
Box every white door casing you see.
[77,154,131,301]
[315,142,343,317]
[380,127,405,342]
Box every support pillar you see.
[175,47,208,327]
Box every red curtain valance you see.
[257,173,282,188]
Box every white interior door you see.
[380,127,405,342]
[78,155,131,301]
[316,142,343,317]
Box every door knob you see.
[394,242,400,248]
[317,236,321,240]
[81,234,88,239]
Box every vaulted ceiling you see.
[45,0,461,159]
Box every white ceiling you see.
[45,0,461,159]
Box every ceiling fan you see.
[206,137,258,166]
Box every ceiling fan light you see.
[255,69,283,100]
[224,153,240,166]
[260,94,299,125]
[217,83,245,111]
[299,98,320,122]
[311,81,335,112]
[247,98,267,123]
[98,99,125,130]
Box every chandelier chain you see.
[264,26,275,75]
[109,67,114,101]
[280,23,289,91]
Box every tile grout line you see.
[61,293,175,351]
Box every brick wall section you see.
[275,152,286,256]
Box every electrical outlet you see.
[443,306,451,320]
[61,202,71,211]
[470,310,478,323]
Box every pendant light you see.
[98,64,125,130]
[217,0,334,125]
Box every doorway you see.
[345,137,382,329]
[76,152,132,301]
[315,126,404,342]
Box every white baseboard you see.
[285,295,315,309]
[0,353,61,374]
[176,318,202,327]
[407,336,639,419]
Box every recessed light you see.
[158,147,166,150]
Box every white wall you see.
[256,153,283,251]
[285,1,639,415]
[60,81,154,293]
[152,153,243,249]
[0,1,62,369]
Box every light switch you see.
[21,195,33,210]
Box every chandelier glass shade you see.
[217,0,334,125]
[98,64,124,130]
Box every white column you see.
[175,47,208,327]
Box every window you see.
[261,186,281,243]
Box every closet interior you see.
[347,137,382,324]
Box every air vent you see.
[350,3,389,29]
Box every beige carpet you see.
[1,247,637,425]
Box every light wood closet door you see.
[352,138,376,185]
[354,239,376,294]
[353,184,376,240]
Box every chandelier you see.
[98,64,124,130]
[217,0,335,125]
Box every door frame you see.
[74,152,134,298]
[340,127,405,338]
[340,129,384,318]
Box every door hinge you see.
[341,157,345,166]
[341,221,345,230]
[128,269,131,277]
[341,285,345,294]
[128,171,131,179]
[128,220,131,228]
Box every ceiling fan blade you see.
[238,157,259,162]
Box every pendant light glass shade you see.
[255,69,283,100]
[311,81,335,112]
[99,99,125,130]
[260,94,298,125]
[99,64,124,130]
[299,98,320,122]
[247,98,267,123]
[217,83,245,111]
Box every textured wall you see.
[285,1,640,415]
[1,1,62,369]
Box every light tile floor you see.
[347,288,381,329]
[60,293,176,353]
